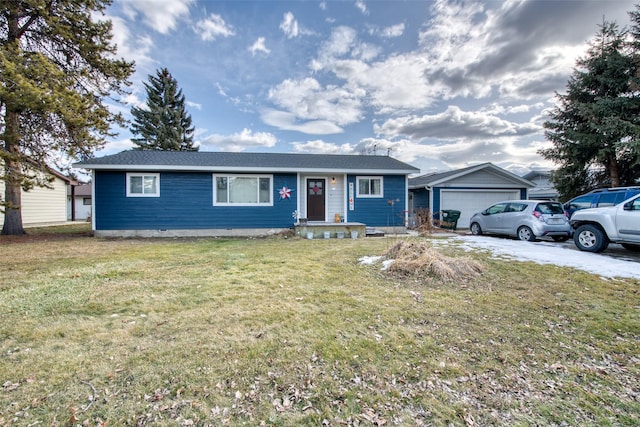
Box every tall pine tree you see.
[1,0,134,235]
[130,68,197,151]
[540,20,640,201]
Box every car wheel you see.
[552,236,570,242]
[517,226,536,242]
[621,243,640,252]
[470,222,482,235]
[574,224,609,253]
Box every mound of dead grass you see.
[384,240,485,281]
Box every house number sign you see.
[349,182,354,211]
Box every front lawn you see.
[1,226,638,426]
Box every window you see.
[127,173,160,197]
[82,197,91,206]
[506,203,528,213]
[486,203,507,215]
[567,195,593,210]
[535,202,564,214]
[596,193,619,207]
[356,176,383,197]
[214,175,272,206]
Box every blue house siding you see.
[94,171,298,230]
[411,188,430,211]
[346,174,407,227]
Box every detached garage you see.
[409,163,535,228]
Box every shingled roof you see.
[409,162,533,189]
[75,150,419,174]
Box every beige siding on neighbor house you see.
[0,176,68,225]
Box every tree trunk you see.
[2,110,25,236]
[2,7,26,236]
[608,154,621,187]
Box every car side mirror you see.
[623,202,634,211]
[482,210,489,215]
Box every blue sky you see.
[99,0,636,176]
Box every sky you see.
[98,0,637,176]
[361,235,640,280]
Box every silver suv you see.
[469,200,572,242]
[571,193,640,252]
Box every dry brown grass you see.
[384,240,485,282]
[1,225,639,426]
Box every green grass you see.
[0,225,639,426]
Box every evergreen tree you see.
[130,68,197,151]
[541,21,640,201]
[1,0,134,235]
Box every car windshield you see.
[536,202,564,215]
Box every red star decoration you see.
[279,186,292,199]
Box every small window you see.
[507,203,528,213]
[567,195,593,210]
[82,197,91,206]
[356,176,383,198]
[127,173,160,197]
[535,202,564,214]
[214,175,273,206]
[596,193,618,207]
[486,203,507,215]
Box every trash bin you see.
[439,210,461,230]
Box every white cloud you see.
[374,105,540,140]
[310,27,434,112]
[261,109,344,135]
[107,15,155,69]
[355,0,368,15]
[280,12,299,38]
[95,138,135,157]
[291,139,356,154]
[194,14,235,41]
[201,128,277,152]
[249,37,271,56]
[268,78,364,126]
[415,0,628,101]
[380,23,405,38]
[121,0,193,34]
[311,25,382,64]
[186,101,202,110]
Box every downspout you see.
[70,183,76,221]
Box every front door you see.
[307,179,326,221]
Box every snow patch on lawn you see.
[358,255,394,270]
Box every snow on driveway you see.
[431,235,640,280]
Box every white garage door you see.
[441,190,520,229]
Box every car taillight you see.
[532,211,542,219]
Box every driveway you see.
[554,239,640,262]
[432,234,640,280]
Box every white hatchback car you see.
[469,200,572,242]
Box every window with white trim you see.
[127,173,160,197]
[356,176,383,197]
[214,174,273,206]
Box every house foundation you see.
[294,222,366,239]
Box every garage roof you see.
[409,162,534,189]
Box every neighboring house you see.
[67,183,92,221]
[74,151,419,237]
[408,162,535,228]
[0,168,74,226]
[522,169,558,201]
